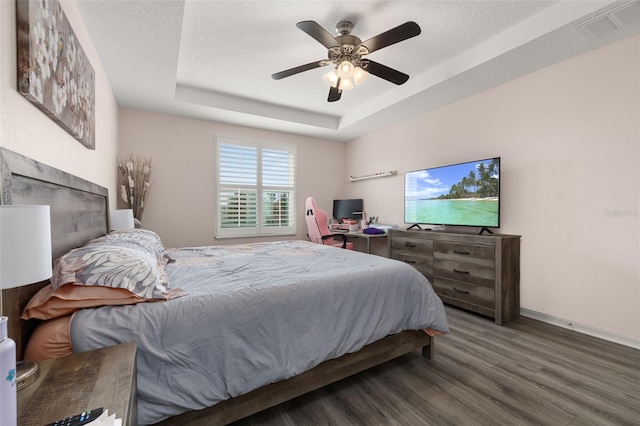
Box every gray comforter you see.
[71,240,449,424]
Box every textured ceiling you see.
[76,0,640,141]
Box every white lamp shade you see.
[0,205,52,289]
[110,209,135,231]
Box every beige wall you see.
[345,35,640,345]
[0,0,118,201]
[118,109,347,248]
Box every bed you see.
[0,147,449,425]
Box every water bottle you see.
[0,316,17,426]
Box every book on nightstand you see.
[86,410,121,426]
[46,408,121,426]
[87,410,122,426]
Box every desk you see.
[345,231,389,257]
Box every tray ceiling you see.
[77,0,640,141]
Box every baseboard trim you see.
[520,308,640,350]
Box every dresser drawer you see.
[390,236,434,254]
[434,241,494,286]
[432,276,494,310]
[390,237,433,278]
[434,240,495,261]
[434,258,495,286]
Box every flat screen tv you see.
[404,157,500,232]
[332,198,363,221]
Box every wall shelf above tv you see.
[348,170,397,182]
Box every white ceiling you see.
[76,0,640,142]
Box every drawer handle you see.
[454,250,470,255]
[403,259,416,264]
[454,288,470,294]
[404,242,416,248]
[453,269,469,274]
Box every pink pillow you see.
[21,283,148,320]
[24,315,73,361]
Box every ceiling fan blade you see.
[359,21,421,54]
[297,21,341,50]
[364,60,410,85]
[328,86,342,102]
[272,60,327,80]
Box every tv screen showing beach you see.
[404,158,500,227]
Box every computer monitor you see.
[332,199,363,221]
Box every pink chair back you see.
[305,197,330,244]
[305,197,353,249]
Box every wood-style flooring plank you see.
[232,306,640,425]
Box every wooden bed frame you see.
[0,147,434,425]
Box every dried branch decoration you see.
[118,154,152,220]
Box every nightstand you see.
[17,342,137,426]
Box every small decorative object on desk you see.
[118,154,152,221]
[363,227,385,235]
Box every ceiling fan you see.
[271,20,421,102]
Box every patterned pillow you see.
[93,229,173,266]
[51,243,175,300]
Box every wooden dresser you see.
[389,229,520,325]
[17,342,137,426]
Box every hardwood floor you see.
[232,306,639,426]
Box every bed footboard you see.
[158,330,433,426]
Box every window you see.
[215,136,296,238]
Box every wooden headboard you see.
[0,147,109,359]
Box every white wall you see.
[345,35,640,345]
[118,109,347,248]
[0,0,118,201]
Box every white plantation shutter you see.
[262,146,295,229]
[218,142,258,232]
[216,136,296,237]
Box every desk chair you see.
[305,197,354,249]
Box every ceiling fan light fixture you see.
[352,66,369,86]
[337,60,355,79]
[325,65,367,90]
[323,69,339,87]
[338,78,354,91]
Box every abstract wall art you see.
[16,0,96,149]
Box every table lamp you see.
[110,209,135,231]
[0,205,52,404]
